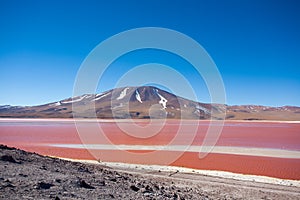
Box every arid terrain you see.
[1,145,300,199]
[1,86,300,120]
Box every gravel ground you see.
[0,144,299,199]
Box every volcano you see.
[0,86,299,120]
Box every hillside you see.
[0,86,299,120]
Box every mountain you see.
[224,105,300,121]
[0,86,300,120]
[0,86,216,119]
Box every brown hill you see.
[0,86,299,120]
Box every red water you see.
[1,119,300,180]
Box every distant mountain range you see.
[1,86,300,120]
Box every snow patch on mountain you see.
[50,102,61,107]
[61,95,88,104]
[92,92,111,101]
[0,105,13,109]
[158,94,168,109]
[196,105,210,114]
[135,90,143,103]
[117,87,129,100]
[154,89,168,109]
[85,94,93,99]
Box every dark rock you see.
[109,178,117,182]
[142,189,153,194]
[169,170,179,176]
[78,180,95,189]
[78,166,90,173]
[37,182,54,189]
[40,165,47,170]
[4,183,15,188]
[145,185,153,192]
[173,193,178,199]
[1,155,19,163]
[130,185,139,192]
[19,173,28,177]
[55,179,61,183]
[99,180,105,186]
[4,179,12,183]
[0,145,14,150]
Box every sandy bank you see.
[51,144,300,159]
[1,144,300,199]
[59,157,300,187]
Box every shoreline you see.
[0,117,300,123]
[50,144,300,159]
[2,144,300,199]
[57,157,300,187]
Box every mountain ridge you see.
[1,86,300,121]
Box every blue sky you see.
[0,0,299,106]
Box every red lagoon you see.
[0,119,299,180]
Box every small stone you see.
[1,155,18,163]
[79,180,95,189]
[19,173,28,177]
[99,180,105,186]
[174,193,178,198]
[109,178,117,182]
[40,165,47,170]
[130,185,139,192]
[36,182,54,189]
[55,179,61,183]
[5,183,15,188]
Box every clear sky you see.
[0,0,299,106]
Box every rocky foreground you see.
[1,145,299,199]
